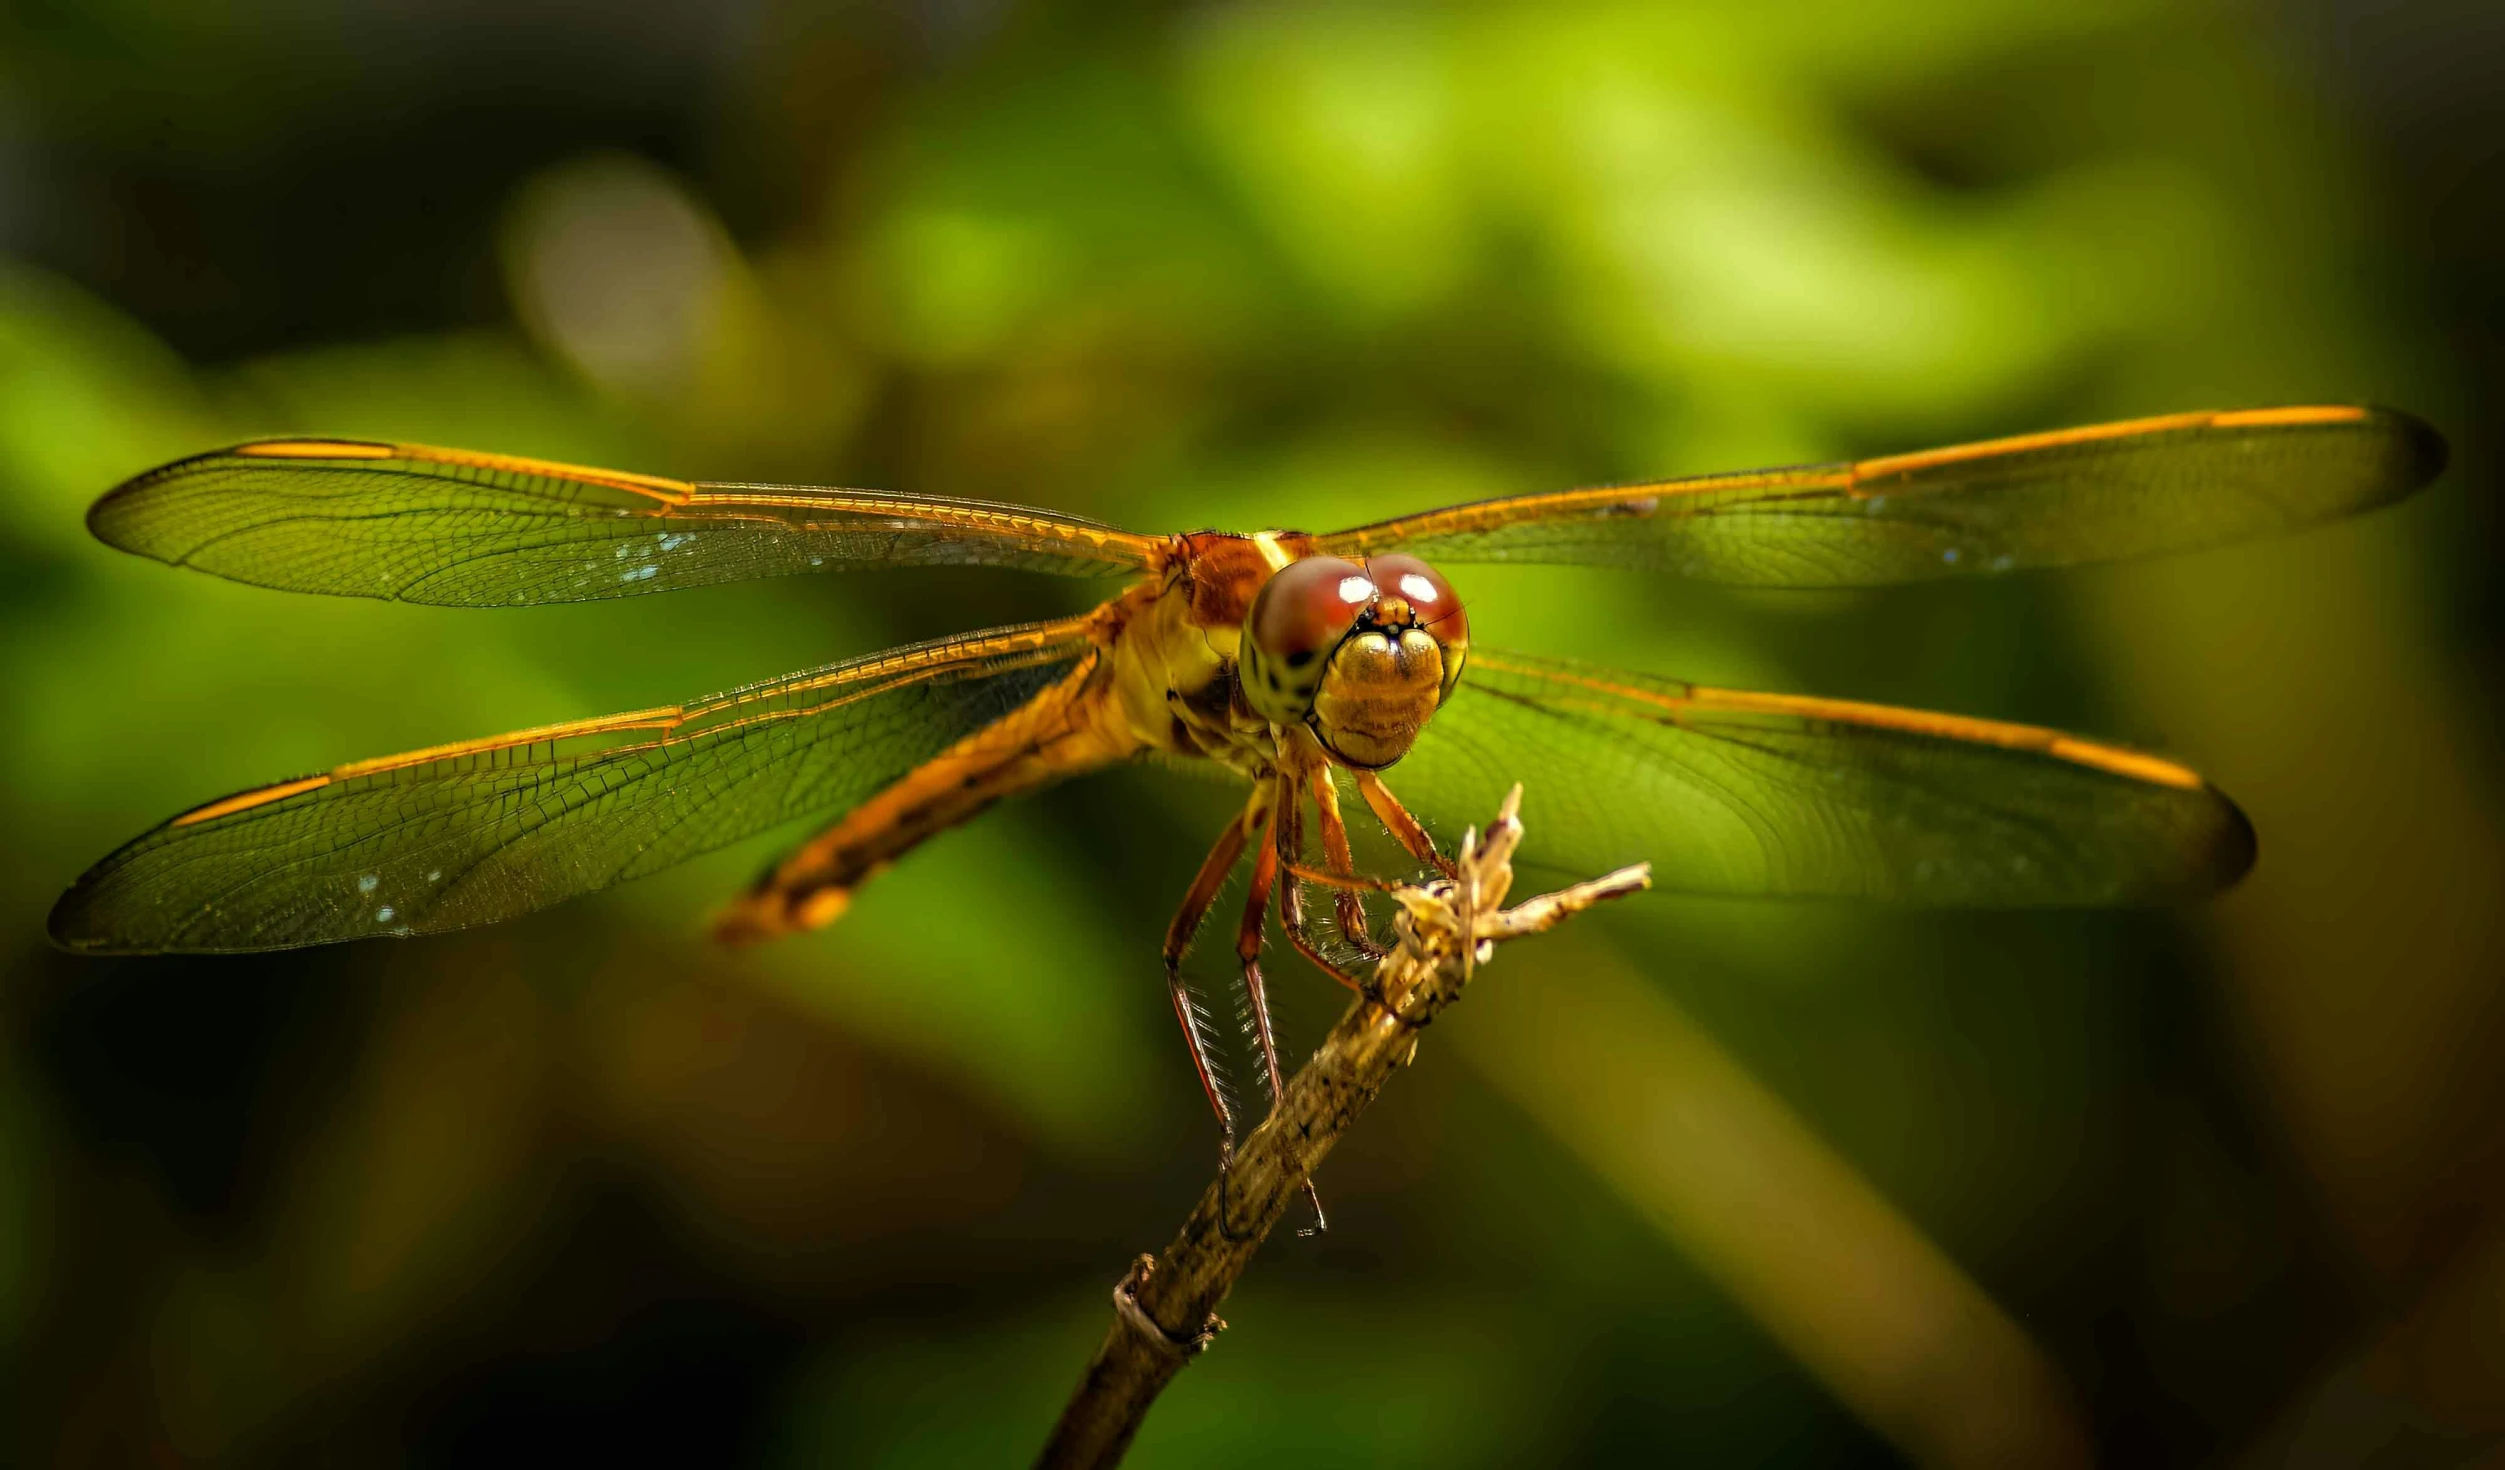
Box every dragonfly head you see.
[1240,552,1470,768]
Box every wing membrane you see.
[1318,406,2444,586]
[49,619,1108,953]
[1385,649,2253,903]
[88,439,1160,605]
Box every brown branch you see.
[1034,785,1650,1469]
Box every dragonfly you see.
[49,404,2444,1164]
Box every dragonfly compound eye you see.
[1363,553,1469,702]
[1242,555,1371,725]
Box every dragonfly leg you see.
[1163,795,1257,1156]
[1355,769,1455,878]
[1242,777,1329,1235]
[1308,766,1388,959]
[1277,778,1374,994]
[1234,791,1288,1114]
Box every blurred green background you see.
[4,1,2503,1465]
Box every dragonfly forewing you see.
[1318,406,2443,587]
[87,439,1160,606]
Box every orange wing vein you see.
[86,439,1161,605]
[1317,406,2444,586]
[1380,649,2252,903]
[49,619,1112,952]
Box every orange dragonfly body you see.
[50,405,2446,1154]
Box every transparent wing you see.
[1317,406,2444,587]
[88,439,1161,605]
[1383,649,2253,903]
[49,620,1107,953]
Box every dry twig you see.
[1034,785,1650,1469]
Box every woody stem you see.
[1033,786,1649,1469]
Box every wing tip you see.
[83,439,354,557]
[84,459,168,555]
[45,879,134,955]
[47,833,189,954]
[2370,405,2450,500]
[2184,781,2259,898]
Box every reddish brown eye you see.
[1365,554,1467,642]
[1241,555,1372,725]
[1247,555,1371,663]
